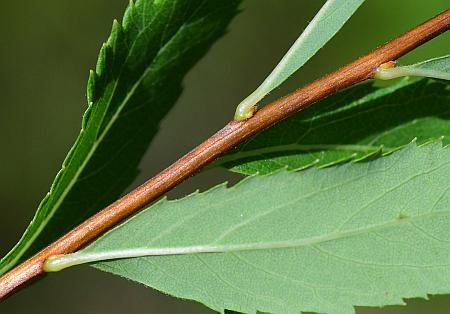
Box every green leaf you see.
[48,142,450,314]
[221,78,450,175]
[375,55,450,81]
[0,0,241,274]
[234,0,366,119]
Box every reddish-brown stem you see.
[1,8,449,300]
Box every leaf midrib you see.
[76,208,450,265]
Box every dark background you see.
[0,1,449,313]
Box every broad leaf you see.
[221,78,450,175]
[0,0,241,274]
[49,142,450,314]
[375,55,450,81]
[234,0,365,119]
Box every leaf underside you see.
[376,55,450,81]
[81,142,450,314]
[407,55,450,80]
[235,0,365,118]
[221,78,450,175]
[0,0,241,274]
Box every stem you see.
[1,8,449,300]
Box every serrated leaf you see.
[375,55,450,81]
[234,0,365,119]
[0,0,241,274]
[221,78,450,175]
[49,142,450,314]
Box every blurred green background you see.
[0,0,449,313]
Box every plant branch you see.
[1,8,449,300]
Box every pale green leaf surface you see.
[235,0,365,119]
[0,0,240,274]
[376,55,450,81]
[223,79,450,175]
[69,143,450,314]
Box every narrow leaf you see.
[0,0,241,274]
[221,78,450,175]
[375,55,450,81]
[234,0,365,120]
[49,142,450,314]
